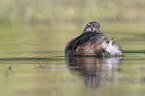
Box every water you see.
[0,23,145,96]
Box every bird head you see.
[83,21,100,33]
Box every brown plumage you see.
[65,21,123,57]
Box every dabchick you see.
[65,21,123,57]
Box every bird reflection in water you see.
[65,56,123,88]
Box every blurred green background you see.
[0,1,145,96]
[0,0,145,57]
[1,0,145,24]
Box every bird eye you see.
[87,25,91,27]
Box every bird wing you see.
[66,32,106,51]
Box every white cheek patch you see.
[86,28,92,31]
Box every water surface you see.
[0,24,145,96]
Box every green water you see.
[0,23,145,96]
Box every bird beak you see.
[93,28,99,32]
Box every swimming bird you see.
[65,21,123,57]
